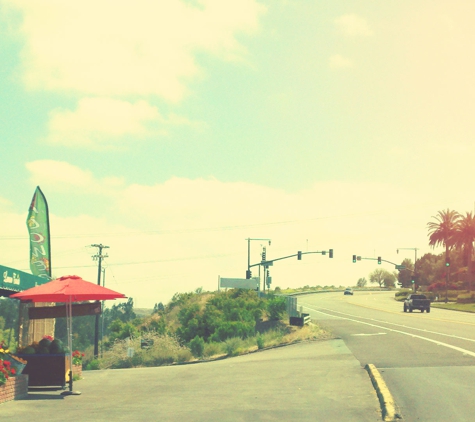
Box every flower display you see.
[72,350,85,366]
[0,360,16,386]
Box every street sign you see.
[0,264,48,297]
[395,265,406,270]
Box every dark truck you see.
[404,294,431,313]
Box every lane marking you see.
[352,333,387,337]
[301,303,475,344]
[302,305,475,358]
[331,293,475,326]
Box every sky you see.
[1,0,475,308]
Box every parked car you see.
[404,294,430,313]
[344,288,354,295]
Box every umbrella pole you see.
[61,300,81,396]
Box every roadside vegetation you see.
[86,289,330,370]
[371,208,475,315]
[0,289,331,371]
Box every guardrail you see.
[289,313,311,326]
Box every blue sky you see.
[1,1,474,308]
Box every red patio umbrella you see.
[11,275,126,395]
[10,274,126,303]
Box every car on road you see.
[344,288,354,295]
[404,294,431,313]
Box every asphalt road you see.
[300,291,475,421]
[0,339,381,421]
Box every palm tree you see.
[455,212,475,292]
[427,209,461,301]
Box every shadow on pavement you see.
[22,387,66,400]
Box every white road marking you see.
[301,303,475,344]
[351,333,387,337]
[302,305,475,359]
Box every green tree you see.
[189,335,205,357]
[455,212,475,291]
[0,298,19,348]
[152,302,165,313]
[428,209,461,292]
[102,298,137,337]
[397,258,414,288]
[356,277,367,287]
[369,268,396,288]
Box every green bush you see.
[267,297,287,321]
[256,335,264,350]
[457,293,475,304]
[86,359,101,370]
[395,289,412,298]
[189,335,205,358]
[224,337,242,356]
[203,342,223,358]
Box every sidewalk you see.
[0,339,382,421]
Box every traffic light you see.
[297,251,302,260]
[352,255,356,263]
[446,259,450,267]
[329,249,333,258]
[261,247,266,262]
[377,256,381,265]
[246,269,252,279]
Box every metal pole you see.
[397,247,419,291]
[101,267,105,358]
[245,238,271,284]
[247,238,251,275]
[91,244,109,358]
[445,246,449,303]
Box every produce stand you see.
[17,354,71,388]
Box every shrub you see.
[457,293,475,304]
[395,289,412,301]
[428,281,459,292]
[395,289,412,297]
[267,297,287,321]
[86,359,101,370]
[256,335,264,350]
[224,337,242,356]
[203,342,223,358]
[189,336,205,358]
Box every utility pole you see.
[397,248,418,291]
[91,244,109,358]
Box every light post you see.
[246,238,271,290]
[397,247,418,291]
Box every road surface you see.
[300,291,475,421]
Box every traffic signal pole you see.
[250,250,333,268]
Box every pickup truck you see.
[404,294,431,313]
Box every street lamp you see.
[397,247,418,292]
[246,238,271,290]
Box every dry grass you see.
[92,320,331,370]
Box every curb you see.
[365,363,400,421]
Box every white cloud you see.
[46,98,166,149]
[12,162,451,307]
[25,160,125,195]
[334,14,373,37]
[7,0,266,101]
[45,98,207,149]
[329,54,353,69]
